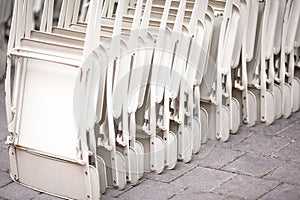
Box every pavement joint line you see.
[218,151,246,170]
[229,131,255,148]
[206,164,285,182]
[270,153,300,163]
[0,169,9,173]
[224,147,246,154]
[269,140,296,157]
[0,180,13,189]
[262,161,300,186]
[165,163,198,183]
[211,190,246,200]
[231,143,291,157]
[212,176,281,200]
[262,171,300,187]
[198,165,238,175]
[208,173,237,193]
[274,123,297,136]
[256,181,283,199]
[257,182,284,199]
[167,193,177,200]
[167,187,189,200]
[258,159,287,179]
[144,162,198,183]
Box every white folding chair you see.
[231,0,256,129]
[247,0,275,125]
[198,5,214,144]
[201,0,240,142]
[221,0,241,135]
[5,0,104,199]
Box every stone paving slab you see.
[259,183,300,200]
[0,149,9,172]
[195,146,244,169]
[170,190,225,200]
[0,139,6,150]
[0,170,12,188]
[145,161,197,183]
[278,122,300,140]
[171,166,235,192]
[32,193,64,200]
[222,153,283,177]
[232,133,291,156]
[264,161,300,185]
[213,175,280,200]
[273,140,300,162]
[252,117,299,136]
[118,179,185,200]
[0,182,40,200]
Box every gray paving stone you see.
[0,149,9,172]
[119,179,185,200]
[232,133,290,156]
[273,140,300,162]
[254,117,299,136]
[213,175,280,200]
[32,193,64,200]
[222,153,283,177]
[170,190,224,200]
[0,139,7,150]
[0,127,7,141]
[0,170,12,188]
[225,197,244,200]
[278,123,300,141]
[171,166,235,192]
[0,182,40,200]
[265,161,300,185]
[217,125,255,149]
[196,147,244,169]
[101,196,122,200]
[290,111,300,120]
[144,161,196,183]
[259,183,300,200]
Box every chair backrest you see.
[221,3,240,74]
[264,0,279,59]
[284,0,300,54]
[231,0,249,68]
[273,0,286,55]
[183,0,208,90]
[245,0,259,62]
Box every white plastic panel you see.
[18,58,79,160]
[16,148,87,200]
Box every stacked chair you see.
[4,0,300,199]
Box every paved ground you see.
[0,80,300,200]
